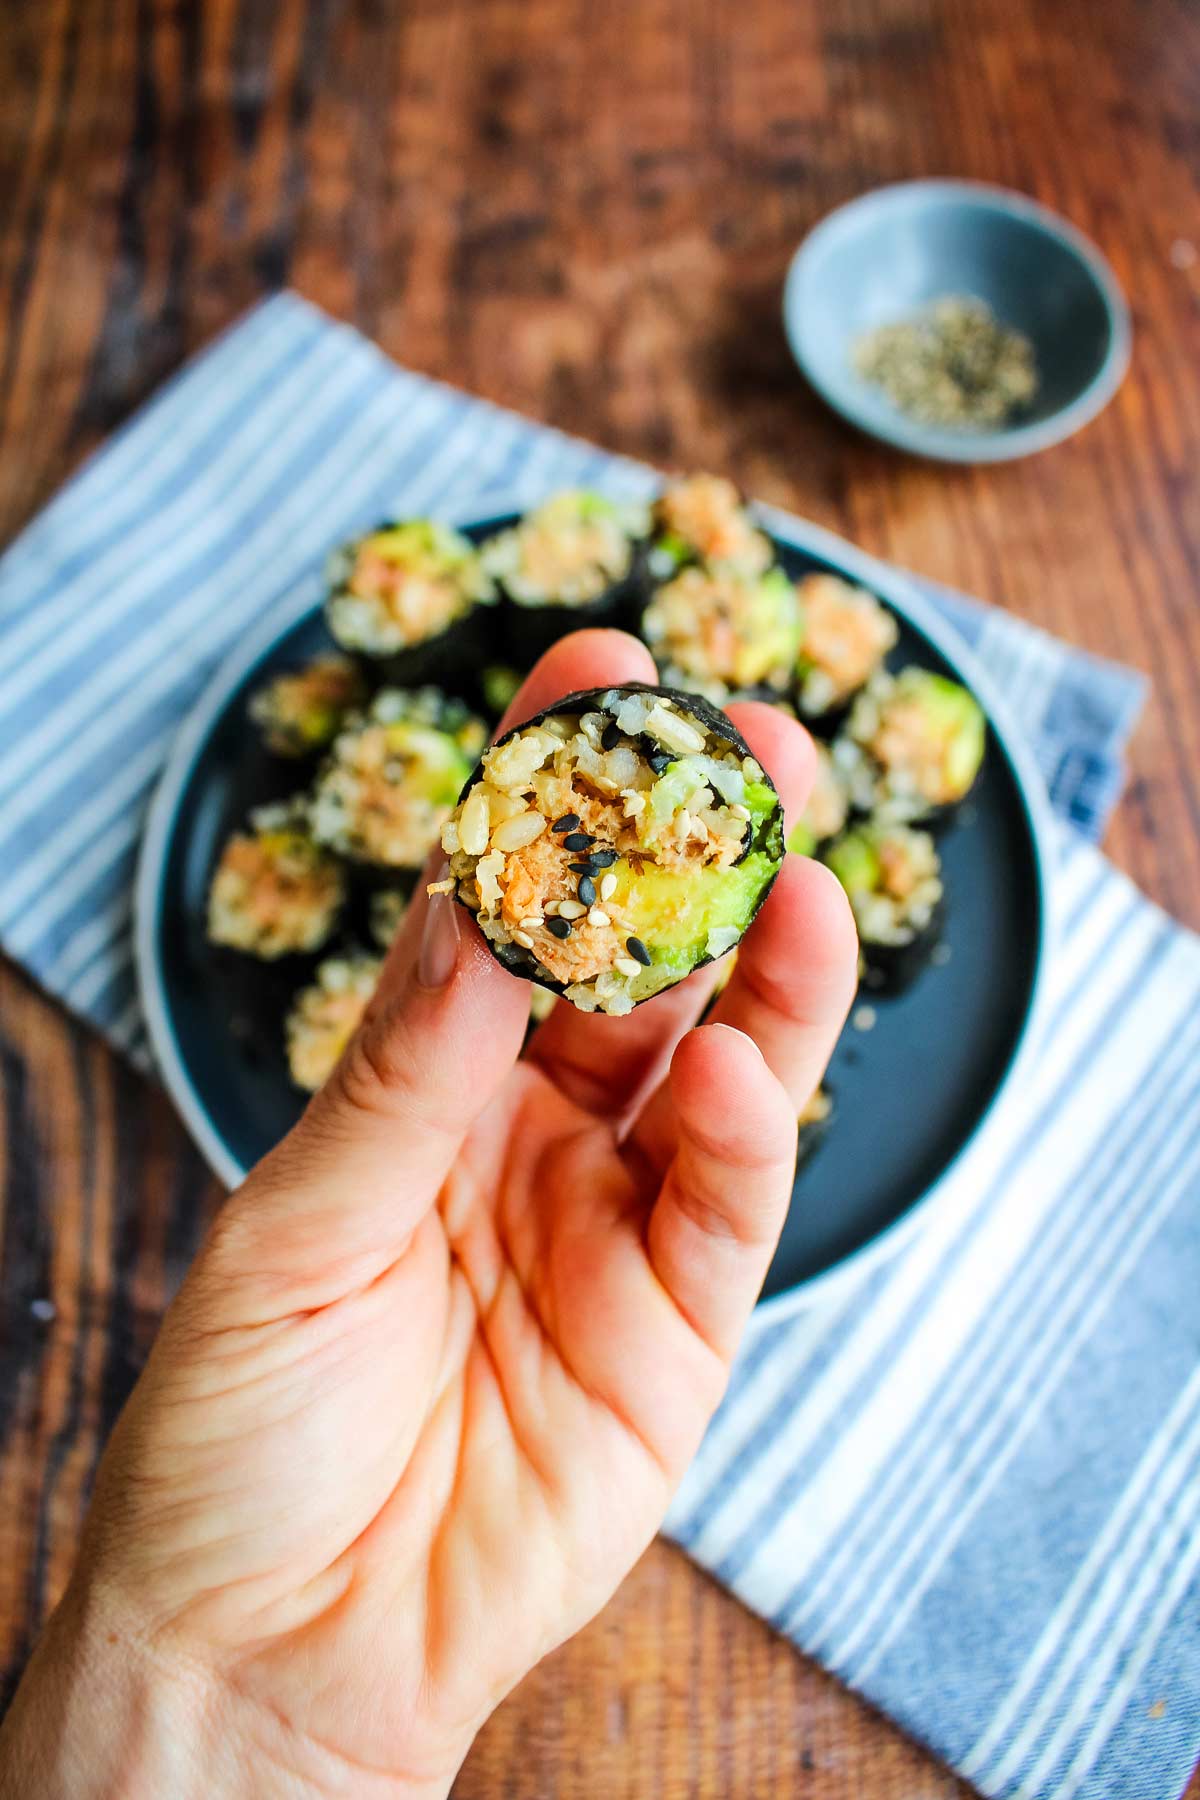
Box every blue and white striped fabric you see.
[0,293,1195,1800]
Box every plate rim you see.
[134,492,1058,1306]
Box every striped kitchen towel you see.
[0,293,1195,1800]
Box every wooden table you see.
[2,0,1198,1792]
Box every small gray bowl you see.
[783,180,1131,463]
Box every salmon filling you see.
[208,804,345,958]
[434,688,783,1015]
[651,473,773,575]
[795,574,898,716]
[326,521,493,655]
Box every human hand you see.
[0,631,858,1800]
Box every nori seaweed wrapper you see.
[857,892,946,995]
[449,681,785,1008]
[499,551,648,666]
[325,520,501,703]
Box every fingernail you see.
[418,888,460,990]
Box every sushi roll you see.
[648,472,774,579]
[480,663,524,722]
[824,822,944,991]
[432,684,785,1015]
[837,666,986,824]
[794,573,898,729]
[325,520,496,687]
[640,565,803,701]
[309,687,487,870]
[248,655,367,758]
[285,952,382,1091]
[797,1084,834,1169]
[207,800,346,959]
[785,742,851,856]
[368,886,410,950]
[480,490,651,663]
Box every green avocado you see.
[824,830,881,896]
[609,779,784,994]
[384,722,474,806]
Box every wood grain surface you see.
[1,0,1198,1793]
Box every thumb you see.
[212,875,530,1298]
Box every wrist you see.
[0,1581,461,1800]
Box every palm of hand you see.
[83,1058,734,1787]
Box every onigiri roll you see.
[432,684,785,1015]
[309,687,487,870]
[325,520,496,687]
[480,491,650,662]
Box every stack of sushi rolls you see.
[817,667,984,992]
[206,473,990,1116]
[325,519,496,689]
[432,683,784,1017]
[479,490,651,662]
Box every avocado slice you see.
[609,777,784,994]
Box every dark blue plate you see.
[137,508,1053,1308]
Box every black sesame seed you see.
[626,936,652,966]
[563,832,595,851]
[601,721,621,750]
[546,916,572,939]
[588,848,618,868]
[577,875,597,907]
[568,860,598,876]
[552,812,580,832]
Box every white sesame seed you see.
[588,907,610,927]
[614,956,641,979]
[559,899,586,920]
[513,930,535,949]
[599,872,617,901]
[520,915,543,931]
[544,899,561,916]
[729,803,751,820]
